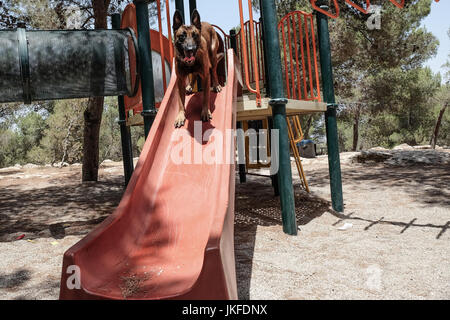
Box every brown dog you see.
[172,10,222,128]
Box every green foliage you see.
[336,120,354,151]
[0,111,47,167]
[330,0,442,149]
[98,97,123,162]
[99,97,146,162]
[28,99,85,165]
[429,84,450,146]
[0,93,149,168]
[267,0,444,151]
[0,129,22,167]
[17,111,47,151]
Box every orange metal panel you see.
[278,11,321,102]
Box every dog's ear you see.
[173,10,184,33]
[191,9,201,31]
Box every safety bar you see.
[235,20,265,85]
[310,0,340,19]
[345,0,370,14]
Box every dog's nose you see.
[185,44,196,52]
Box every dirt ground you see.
[0,152,449,300]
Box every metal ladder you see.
[286,115,310,193]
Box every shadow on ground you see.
[0,269,31,289]
[0,174,124,242]
[308,163,450,208]
[307,162,450,239]
[234,174,330,299]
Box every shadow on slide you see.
[59,50,242,300]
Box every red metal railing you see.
[345,0,370,14]
[309,0,442,19]
[212,24,231,52]
[214,10,321,104]
[310,0,340,19]
[389,0,404,9]
[278,11,321,102]
[235,20,265,86]
[238,0,261,106]
[212,24,231,77]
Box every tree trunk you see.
[430,103,448,149]
[81,0,110,182]
[82,97,104,181]
[303,115,313,140]
[352,106,361,151]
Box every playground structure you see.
[0,0,429,300]
[57,0,339,299]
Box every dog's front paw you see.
[213,85,222,93]
[186,85,193,95]
[174,112,186,128]
[201,109,212,122]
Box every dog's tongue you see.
[184,51,195,63]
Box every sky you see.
[152,0,259,36]
[157,0,448,76]
[422,0,449,77]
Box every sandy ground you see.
[0,152,449,300]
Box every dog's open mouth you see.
[183,50,196,64]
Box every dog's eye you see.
[178,33,186,41]
[192,33,198,39]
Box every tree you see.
[430,29,450,150]
[0,110,47,166]
[429,85,449,149]
[79,0,159,181]
[28,99,85,165]
[99,97,122,162]
[80,0,111,181]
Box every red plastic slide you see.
[59,50,241,300]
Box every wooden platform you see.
[126,94,327,126]
[237,95,327,121]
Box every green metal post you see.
[315,1,344,212]
[112,13,134,186]
[259,2,277,194]
[230,29,247,184]
[134,0,157,138]
[261,0,297,235]
[189,0,197,19]
[175,0,185,23]
[188,0,201,91]
[230,29,237,55]
[268,117,279,196]
[259,0,270,97]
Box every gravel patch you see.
[0,152,449,300]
